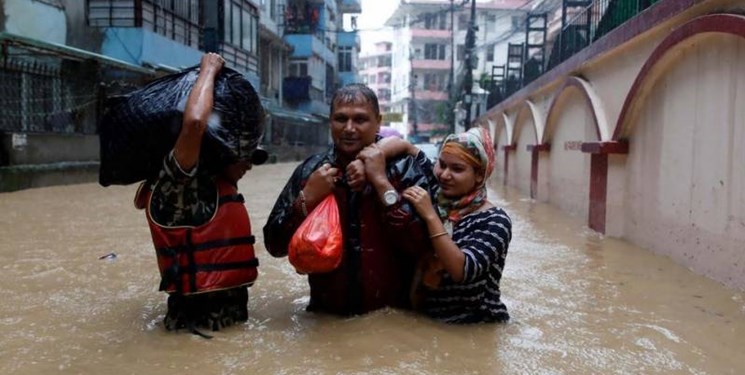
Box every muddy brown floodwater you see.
[1,162,744,374]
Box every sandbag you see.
[98,66,264,186]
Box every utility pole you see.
[462,0,477,129]
[448,0,455,134]
[408,48,418,138]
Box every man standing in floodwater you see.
[135,53,264,336]
[263,84,438,315]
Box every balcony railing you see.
[411,59,451,70]
[414,90,448,101]
[283,3,323,39]
[283,76,325,103]
[86,0,202,49]
[548,0,660,71]
[411,28,452,40]
[219,42,259,77]
[283,76,312,102]
[488,0,660,101]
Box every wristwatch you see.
[383,189,399,206]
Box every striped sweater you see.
[424,207,512,323]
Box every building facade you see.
[283,0,360,117]
[86,0,261,87]
[385,0,527,140]
[0,0,157,191]
[336,29,360,88]
[258,0,291,104]
[0,0,363,191]
[359,42,394,127]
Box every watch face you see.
[384,190,398,205]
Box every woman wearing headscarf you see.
[401,127,512,324]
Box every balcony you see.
[218,42,259,81]
[411,59,451,70]
[411,28,452,40]
[338,0,362,14]
[89,0,203,69]
[414,90,448,101]
[284,34,334,63]
[283,76,313,102]
[88,0,201,49]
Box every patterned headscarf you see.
[436,126,495,222]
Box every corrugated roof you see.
[0,32,156,76]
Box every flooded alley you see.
[1,162,744,375]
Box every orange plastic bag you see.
[289,194,343,274]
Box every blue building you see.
[87,0,261,88]
[282,0,360,117]
[0,0,156,191]
[336,30,360,87]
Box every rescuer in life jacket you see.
[134,53,266,337]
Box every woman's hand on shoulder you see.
[402,186,438,222]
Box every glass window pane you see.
[242,8,251,50]
[223,2,231,42]
[252,15,257,53]
[232,3,241,46]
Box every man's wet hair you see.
[330,84,380,118]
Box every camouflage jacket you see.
[148,151,217,227]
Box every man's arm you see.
[358,146,398,205]
[348,138,419,192]
[172,53,224,172]
[263,169,306,257]
[358,148,437,257]
[376,137,420,160]
[263,155,336,257]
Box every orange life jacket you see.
[136,179,259,295]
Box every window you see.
[424,13,446,30]
[231,6,240,45]
[457,44,465,61]
[378,56,391,67]
[458,15,468,30]
[424,44,446,60]
[289,61,308,77]
[424,14,433,29]
[424,74,435,90]
[423,73,445,91]
[487,45,494,62]
[223,0,259,53]
[486,14,496,33]
[127,0,201,47]
[512,15,522,30]
[338,46,352,72]
[242,8,256,53]
[378,89,391,101]
[424,44,436,59]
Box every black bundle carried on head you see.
[98,66,265,186]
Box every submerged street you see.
[0,162,744,374]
